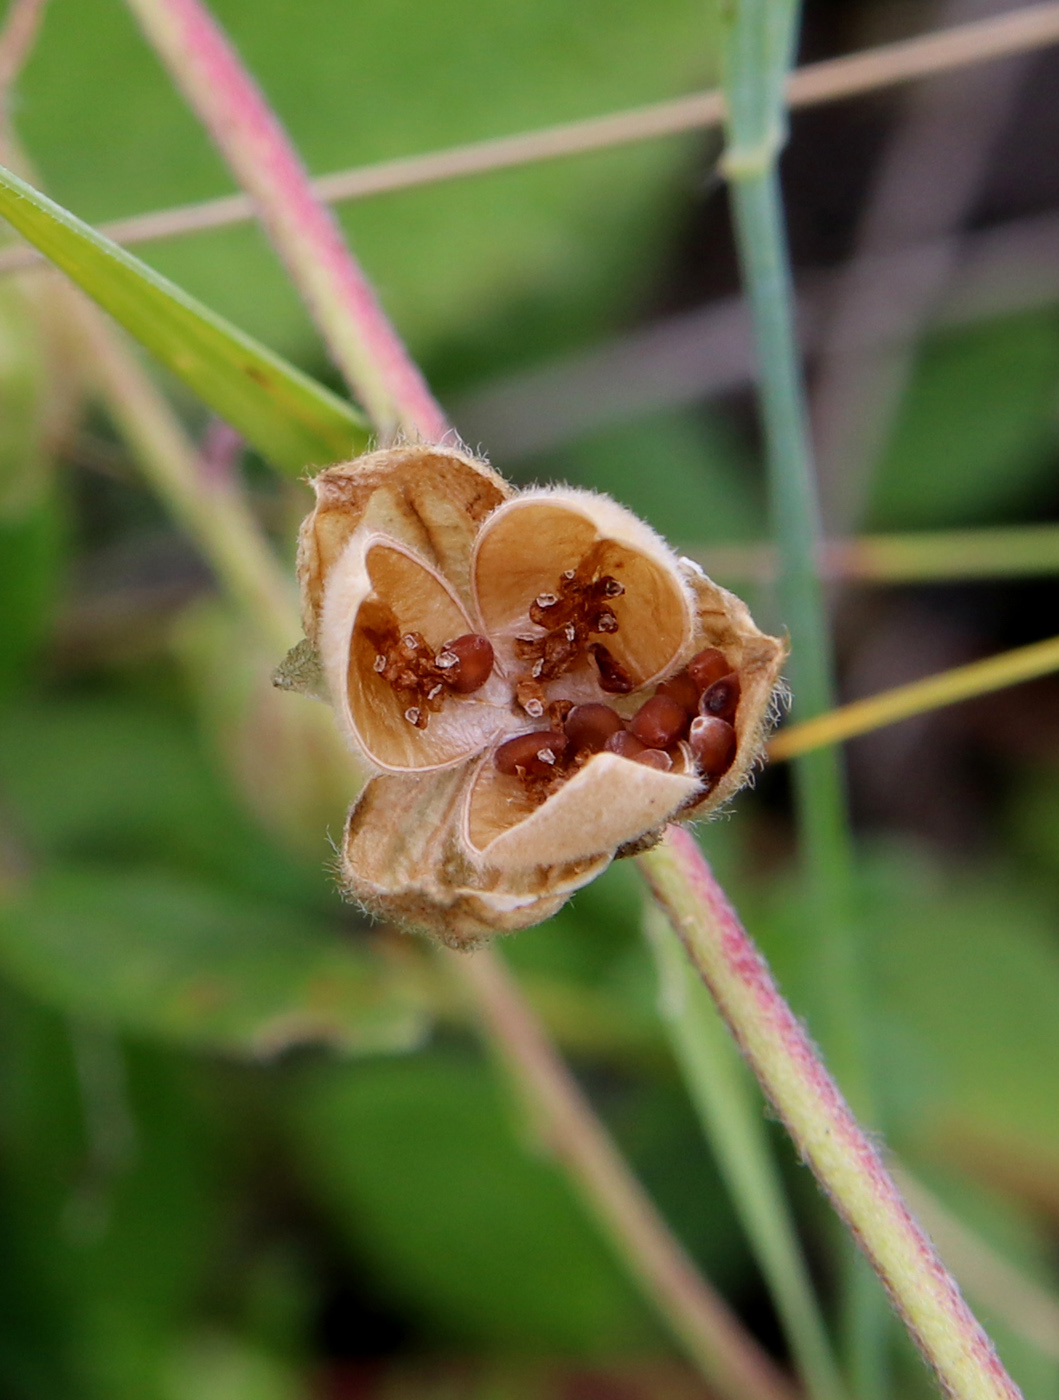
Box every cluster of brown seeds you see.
[494,645,741,794]
[368,622,494,729]
[368,556,741,801]
[513,566,633,716]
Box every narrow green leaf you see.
[0,867,426,1058]
[0,163,368,474]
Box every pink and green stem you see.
[639,827,1021,1400]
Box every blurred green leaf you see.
[0,498,64,705]
[0,164,365,475]
[532,410,764,548]
[0,993,223,1400]
[868,859,1059,1170]
[163,1333,304,1400]
[173,601,360,866]
[291,1053,656,1354]
[753,848,1059,1179]
[870,313,1059,529]
[20,0,714,372]
[0,281,51,520]
[0,694,334,906]
[0,866,425,1058]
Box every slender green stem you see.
[719,2,883,1383]
[770,632,1059,760]
[693,522,1059,587]
[726,168,868,1110]
[645,901,848,1400]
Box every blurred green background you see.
[1,1,1059,1398]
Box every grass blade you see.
[0,162,367,474]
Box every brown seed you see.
[656,669,700,714]
[700,673,741,720]
[688,715,737,776]
[634,747,673,771]
[495,730,569,778]
[687,648,730,692]
[604,729,646,760]
[589,643,636,694]
[565,702,625,754]
[629,694,689,749]
[442,633,494,693]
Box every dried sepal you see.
[341,765,608,948]
[289,446,786,944]
[271,636,329,703]
[463,749,701,871]
[319,530,512,772]
[297,443,509,642]
[472,490,695,691]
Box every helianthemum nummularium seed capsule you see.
[284,443,786,947]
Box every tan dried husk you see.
[289,443,787,945]
[297,443,509,645]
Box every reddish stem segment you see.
[123,0,446,443]
[639,827,1022,1400]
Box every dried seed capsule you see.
[687,648,730,692]
[629,694,689,749]
[634,747,673,772]
[564,702,625,754]
[495,730,569,778]
[656,669,699,714]
[699,673,741,721]
[441,633,495,693]
[604,729,646,760]
[688,715,737,776]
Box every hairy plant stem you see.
[639,829,1021,1400]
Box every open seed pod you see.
[284,443,786,946]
